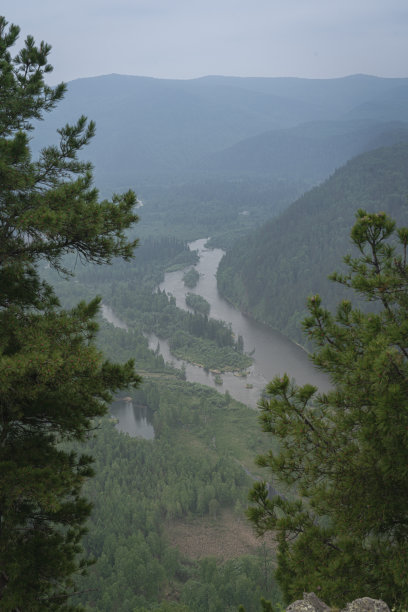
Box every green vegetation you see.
[54,236,252,373]
[0,18,140,609]
[7,14,408,612]
[185,292,210,316]
[35,173,272,609]
[136,177,308,249]
[168,329,251,372]
[69,370,281,610]
[183,267,200,288]
[217,142,408,345]
[248,211,408,608]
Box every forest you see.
[185,293,210,316]
[41,233,281,610]
[3,12,408,612]
[70,385,282,611]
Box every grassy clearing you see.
[166,509,277,561]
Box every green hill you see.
[217,142,408,345]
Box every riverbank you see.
[159,239,329,398]
[101,237,329,409]
[215,287,311,355]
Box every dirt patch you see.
[165,508,277,561]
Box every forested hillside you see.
[217,142,408,344]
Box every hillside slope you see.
[217,142,408,345]
[202,120,408,182]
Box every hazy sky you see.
[1,1,407,83]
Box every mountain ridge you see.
[32,73,408,192]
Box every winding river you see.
[155,239,328,408]
[104,238,328,426]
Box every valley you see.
[44,79,408,609]
[6,58,408,610]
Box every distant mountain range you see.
[31,73,408,343]
[201,119,408,182]
[32,74,408,195]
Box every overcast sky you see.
[1,0,407,84]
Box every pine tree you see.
[248,210,408,609]
[0,17,141,609]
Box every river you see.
[103,238,328,418]
[155,238,328,407]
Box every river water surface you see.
[103,238,328,418]
[110,399,155,439]
[155,239,328,407]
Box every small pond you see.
[110,398,155,439]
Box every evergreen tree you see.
[248,210,408,609]
[0,17,140,609]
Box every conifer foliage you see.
[248,210,408,609]
[0,17,140,610]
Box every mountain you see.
[217,142,408,345]
[344,84,408,122]
[201,120,408,182]
[32,74,312,190]
[195,74,408,117]
[32,73,408,193]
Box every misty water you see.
[101,306,156,438]
[101,304,128,330]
